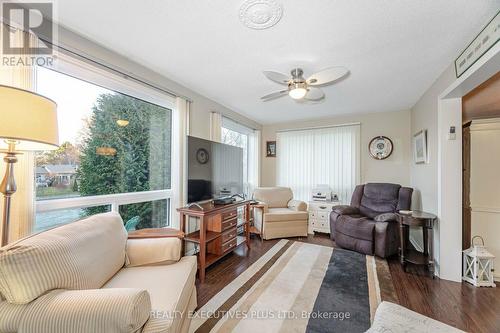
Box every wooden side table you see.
[398,211,437,277]
[177,200,251,283]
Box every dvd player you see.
[213,196,236,205]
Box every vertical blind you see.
[276,124,361,203]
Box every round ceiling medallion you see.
[239,0,283,30]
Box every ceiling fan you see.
[261,67,349,102]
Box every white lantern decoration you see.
[462,236,496,287]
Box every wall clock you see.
[369,136,393,160]
[196,148,209,164]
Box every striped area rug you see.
[189,240,397,333]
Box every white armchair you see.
[252,187,308,240]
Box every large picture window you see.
[34,64,173,232]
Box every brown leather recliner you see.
[330,183,413,258]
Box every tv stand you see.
[177,199,252,282]
[187,202,204,210]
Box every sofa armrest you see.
[288,199,307,211]
[252,201,269,213]
[374,213,399,223]
[19,288,150,333]
[332,205,360,215]
[125,237,181,267]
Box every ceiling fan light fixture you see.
[288,82,307,99]
[261,66,348,103]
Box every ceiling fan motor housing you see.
[291,68,305,81]
[288,81,307,91]
[289,68,307,93]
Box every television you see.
[187,136,243,203]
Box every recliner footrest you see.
[335,216,375,255]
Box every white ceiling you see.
[55,0,500,124]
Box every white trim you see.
[441,42,500,99]
[436,33,500,282]
[470,118,500,131]
[170,97,190,228]
[36,190,173,213]
[276,122,361,133]
[222,116,256,134]
[470,206,500,214]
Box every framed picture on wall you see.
[266,141,276,157]
[413,130,428,164]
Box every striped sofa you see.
[0,212,197,333]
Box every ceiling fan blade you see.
[263,71,291,85]
[306,67,349,86]
[261,90,288,101]
[304,87,325,101]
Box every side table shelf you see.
[397,211,437,277]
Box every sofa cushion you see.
[141,288,197,333]
[125,238,181,267]
[336,216,375,242]
[0,212,127,304]
[374,213,399,223]
[359,183,401,218]
[264,208,308,223]
[253,187,293,208]
[17,288,150,333]
[103,256,197,333]
[0,300,28,333]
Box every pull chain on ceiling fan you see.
[261,66,349,103]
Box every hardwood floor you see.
[196,233,500,333]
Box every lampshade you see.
[0,85,58,151]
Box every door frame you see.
[436,42,500,282]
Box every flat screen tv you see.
[187,136,243,203]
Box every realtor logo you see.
[1,0,55,66]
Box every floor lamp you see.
[0,85,58,247]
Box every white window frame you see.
[221,117,255,197]
[34,53,177,228]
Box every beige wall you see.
[410,64,456,214]
[408,64,456,266]
[260,110,411,187]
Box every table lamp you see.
[0,85,58,246]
